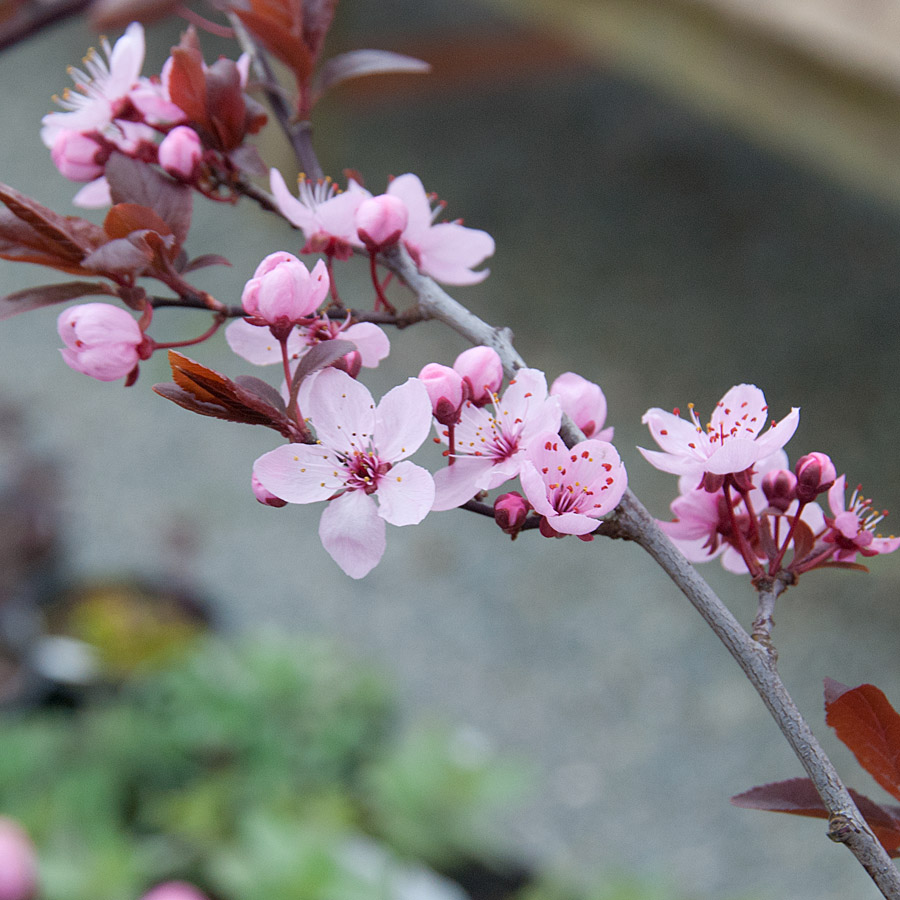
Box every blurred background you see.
[2,0,900,897]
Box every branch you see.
[379,242,900,899]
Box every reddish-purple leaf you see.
[826,683,900,803]
[0,281,117,321]
[230,2,312,84]
[180,254,232,274]
[791,519,816,563]
[314,49,430,99]
[286,339,355,411]
[168,42,208,127]
[81,237,154,275]
[104,203,173,241]
[732,778,900,856]
[234,375,287,414]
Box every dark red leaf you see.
[286,338,355,409]
[204,59,247,150]
[0,281,116,321]
[234,375,287,414]
[791,519,815,563]
[301,0,337,61]
[731,778,900,856]
[231,4,312,84]
[168,43,209,128]
[104,203,173,241]
[826,683,900,803]
[80,236,154,275]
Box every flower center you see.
[340,449,390,495]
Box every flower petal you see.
[252,444,342,503]
[225,319,303,366]
[431,457,493,511]
[319,491,386,578]
[376,461,434,525]
[343,322,390,367]
[307,368,376,454]
[374,377,432,462]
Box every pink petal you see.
[270,168,316,232]
[642,409,707,459]
[387,173,432,237]
[637,446,697,476]
[73,176,112,208]
[705,439,762,475]
[374,377,432,462]
[343,322,389,367]
[827,474,847,516]
[319,491,385,578]
[307,368,376,454]
[709,384,768,440]
[414,222,494,285]
[225,319,303,365]
[252,444,342,503]
[753,406,801,458]
[376,461,434,525]
[518,460,556,518]
[431,457,494,511]
[549,512,603,535]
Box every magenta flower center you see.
[340,449,390,495]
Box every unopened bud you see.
[495,491,529,537]
[0,817,38,900]
[252,473,287,508]
[242,253,329,325]
[795,452,837,503]
[331,348,362,379]
[158,126,202,179]
[550,371,610,439]
[419,363,465,425]
[762,468,797,512]
[140,882,210,900]
[51,129,105,181]
[356,194,408,250]
[453,346,502,405]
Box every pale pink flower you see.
[823,475,900,561]
[73,176,112,208]
[140,882,209,900]
[253,369,435,578]
[520,433,627,536]
[0,818,37,900]
[550,372,613,441]
[387,173,495,285]
[452,346,502,405]
[241,252,329,326]
[41,22,146,146]
[50,130,105,182]
[270,169,370,259]
[356,194,408,250]
[158,126,202,178]
[431,368,561,511]
[640,384,799,479]
[58,303,147,382]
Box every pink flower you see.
[140,882,209,900]
[823,476,900,562]
[431,368,561,511]
[253,369,435,578]
[356,194,408,250]
[270,169,370,259]
[794,451,836,503]
[41,22,146,146]
[640,384,800,480]
[418,363,465,425]
[520,433,627,536]
[58,303,147,382]
[0,818,37,900]
[50,130,106,182]
[550,372,613,441]
[494,491,530,536]
[158,126,203,178]
[452,346,503,405]
[241,252,329,326]
[387,173,495,285]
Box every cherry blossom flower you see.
[355,194,408,250]
[0,817,37,900]
[387,173,495,285]
[640,384,799,480]
[520,433,627,536]
[431,368,561,511]
[550,372,613,441]
[58,303,149,382]
[41,22,146,146]
[453,345,503,405]
[140,883,210,900]
[418,363,465,425]
[822,476,900,562]
[253,369,434,578]
[158,126,203,178]
[240,252,329,327]
[270,169,370,259]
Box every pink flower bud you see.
[331,348,362,379]
[158,126,202,179]
[550,372,610,439]
[453,346,502,405]
[419,363,465,425]
[139,882,210,900]
[495,491,530,537]
[795,452,837,503]
[51,130,105,182]
[241,253,329,325]
[355,194,408,250]
[761,468,797,512]
[252,473,287,508]
[0,818,38,900]
[57,303,146,382]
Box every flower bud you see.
[139,882,210,900]
[494,492,529,537]
[241,253,329,325]
[51,130,105,182]
[453,346,502,405]
[355,194,408,250]
[158,126,202,179]
[0,817,38,900]
[795,452,837,503]
[550,372,610,439]
[252,473,287,508]
[419,363,465,425]
[761,468,797,512]
[331,348,362,379]
[57,303,147,382]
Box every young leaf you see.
[286,338,355,411]
[314,49,430,98]
[0,281,116,321]
[826,682,900,803]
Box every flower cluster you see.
[641,384,900,576]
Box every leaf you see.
[826,683,900,803]
[168,43,209,128]
[104,203,173,241]
[234,375,287,414]
[204,58,247,151]
[731,778,900,855]
[286,338,355,411]
[80,236,154,275]
[180,254,232,274]
[231,4,313,84]
[314,49,430,98]
[0,281,117,320]
[790,519,815,563]
[104,156,192,246]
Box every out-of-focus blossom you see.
[794,452,837,503]
[550,371,613,441]
[58,303,147,382]
[139,882,210,900]
[823,476,900,562]
[49,130,106,181]
[0,817,38,900]
[158,126,202,179]
[452,345,502,405]
[356,194,408,250]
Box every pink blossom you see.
[253,369,435,578]
[431,368,561,511]
[252,472,287,508]
[140,882,209,900]
[41,22,146,146]
[241,252,329,326]
[453,346,503,405]
[494,491,530,536]
[58,303,147,382]
[794,451,836,503]
[158,126,202,178]
[387,173,495,285]
[270,169,370,259]
[519,433,626,536]
[0,818,37,900]
[418,363,465,425]
[50,130,105,182]
[550,372,613,441]
[72,176,112,208]
[640,384,799,480]
[823,476,900,562]
[356,194,408,250]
